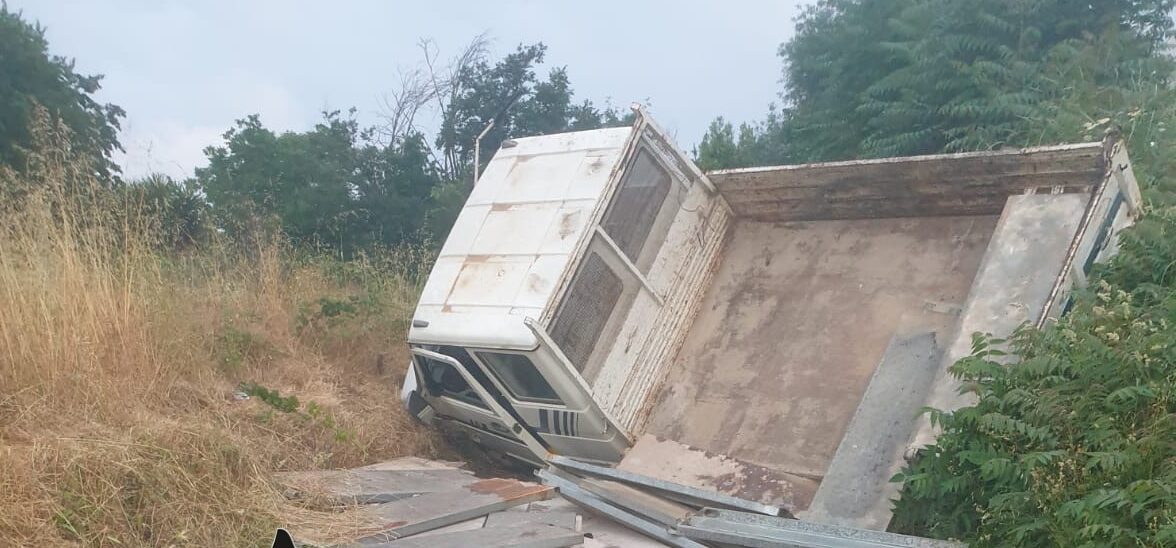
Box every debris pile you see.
[276,456,962,547]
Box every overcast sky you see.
[13,0,806,179]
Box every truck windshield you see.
[477,352,562,404]
[415,348,489,409]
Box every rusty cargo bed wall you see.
[635,138,1140,527]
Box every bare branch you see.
[376,33,490,181]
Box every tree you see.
[197,111,443,254]
[435,42,630,184]
[198,40,627,253]
[0,5,124,179]
[119,175,210,252]
[380,39,631,241]
[697,0,1175,168]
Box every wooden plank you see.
[350,478,555,543]
[708,142,1105,221]
[273,468,476,504]
[516,498,671,548]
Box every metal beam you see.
[549,456,781,516]
[536,468,708,548]
[677,508,964,548]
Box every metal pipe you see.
[473,118,495,186]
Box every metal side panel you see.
[594,194,731,433]
[803,331,942,530]
[910,193,1088,451]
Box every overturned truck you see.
[399,107,1141,531]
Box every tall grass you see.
[0,109,439,546]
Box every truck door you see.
[467,319,630,464]
[409,347,551,463]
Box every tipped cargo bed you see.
[621,137,1141,527]
[644,214,997,481]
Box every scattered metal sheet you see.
[484,509,580,529]
[273,468,476,504]
[537,468,708,548]
[351,478,555,543]
[551,455,781,516]
[575,477,694,527]
[364,522,583,548]
[522,498,672,547]
[678,508,964,548]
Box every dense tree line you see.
[0,7,625,254]
[697,0,1174,170]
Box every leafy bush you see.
[891,274,1176,545]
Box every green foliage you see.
[295,296,363,331]
[196,42,625,252]
[196,110,437,255]
[860,3,1176,545]
[694,113,790,171]
[118,175,211,251]
[242,384,356,442]
[0,5,124,179]
[240,382,300,413]
[891,277,1176,546]
[437,43,630,182]
[698,0,1176,167]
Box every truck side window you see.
[600,149,672,270]
[548,251,624,373]
[477,352,563,404]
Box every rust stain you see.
[558,210,581,239]
[526,273,547,293]
[463,254,493,263]
[490,202,513,212]
[466,478,552,500]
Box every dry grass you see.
[0,112,442,546]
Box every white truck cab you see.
[401,107,1142,526]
